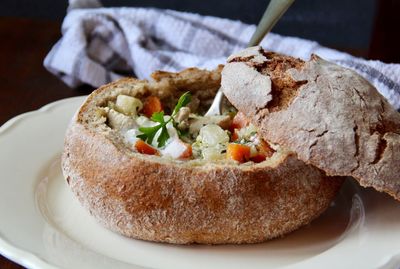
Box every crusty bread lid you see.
[221,46,400,201]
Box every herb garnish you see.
[137,92,191,147]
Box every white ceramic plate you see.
[0,96,400,269]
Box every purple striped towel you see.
[44,5,400,110]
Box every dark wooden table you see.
[0,5,399,266]
[0,18,92,127]
[0,17,93,269]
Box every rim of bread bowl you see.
[74,69,290,168]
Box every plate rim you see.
[0,96,86,269]
[0,96,399,269]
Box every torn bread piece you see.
[222,46,400,201]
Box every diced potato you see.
[236,124,257,140]
[161,138,192,159]
[107,109,137,130]
[202,147,224,160]
[198,124,229,146]
[189,115,231,135]
[115,95,143,116]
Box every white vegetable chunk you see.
[202,147,224,160]
[124,129,141,145]
[115,95,143,116]
[161,138,189,159]
[199,124,229,146]
[107,108,137,131]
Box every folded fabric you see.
[44,7,400,110]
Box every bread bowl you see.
[62,66,343,244]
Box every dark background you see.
[0,1,400,268]
[1,0,399,62]
[0,0,376,55]
[2,0,399,62]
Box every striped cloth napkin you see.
[44,5,400,110]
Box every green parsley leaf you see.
[158,125,170,147]
[151,111,165,123]
[173,91,191,116]
[138,125,162,145]
[136,92,192,148]
[138,124,168,148]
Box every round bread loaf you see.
[62,67,343,244]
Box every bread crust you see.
[62,68,343,244]
[222,46,400,201]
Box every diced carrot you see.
[227,143,251,163]
[249,140,274,163]
[135,139,159,155]
[179,143,192,159]
[142,96,163,117]
[257,139,275,158]
[250,154,267,163]
[231,130,239,141]
[230,111,250,132]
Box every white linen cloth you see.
[44,6,400,110]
